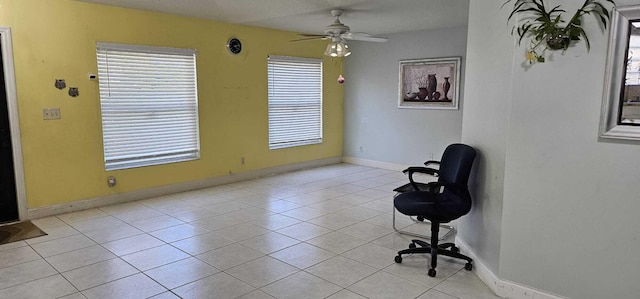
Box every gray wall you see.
[464,0,640,298]
[343,27,468,165]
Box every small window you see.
[96,42,200,170]
[267,55,323,149]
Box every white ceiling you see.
[74,0,470,36]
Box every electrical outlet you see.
[43,108,61,120]
[359,146,364,152]
[241,157,245,165]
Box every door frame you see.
[0,27,27,221]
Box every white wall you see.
[464,1,640,298]
[459,0,514,275]
[343,26,468,165]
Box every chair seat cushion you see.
[394,190,471,223]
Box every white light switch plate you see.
[43,108,61,120]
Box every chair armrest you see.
[425,181,470,197]
[401,167,439,191]
[424,160,440,167]
[402,166,438,176]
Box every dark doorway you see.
[0,34,19,223]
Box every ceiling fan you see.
[293,9,388,57]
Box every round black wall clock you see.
[227,37,242,55]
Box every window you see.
[267,55,323,149]
[96,42,200,170]
[622,28,640,125]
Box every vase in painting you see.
[443,77,451,100]
[417,88,428,101]
[426,74,437,100]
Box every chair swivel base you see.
[394,239,473,277]
[393,194,456,241]
[392,207,456,241]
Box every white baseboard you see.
[27,157,342,220]
[455,237,566,299]
[342,156,408,171]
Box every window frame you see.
[601,5,640,141]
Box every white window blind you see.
[96,42,200,170]
[268,55,323,150]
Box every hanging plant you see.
[503,0,615,64]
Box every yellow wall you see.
[0,0,344,209]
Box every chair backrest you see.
[437,144,476,186]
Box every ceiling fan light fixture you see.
[325,42,338,57]
[343,43,351,57]
[324,40,351,57]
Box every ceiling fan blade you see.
[298,34,327,37]
[290,36,328,42]
[342,32,388,43]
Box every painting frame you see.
[398,57,461,110]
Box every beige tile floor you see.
[0,164,500,299]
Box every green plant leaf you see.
[598,14,607,27]
[548,5,566,15]
[517,7,544,15]
[517,23,534,45]
[580,29,591,50]
[592,2,610,19]
[507,2,529,22]
[533,0,546,15]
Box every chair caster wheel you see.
[408,243,416,249]
[417,216,425,222]
[464,263,473,271]
[395,256,402,263]
[451,246,459,253]
[428,269,436,277]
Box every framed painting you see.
[398,57,461,110]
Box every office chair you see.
[393,143,476,277]
[392,159,456,241]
